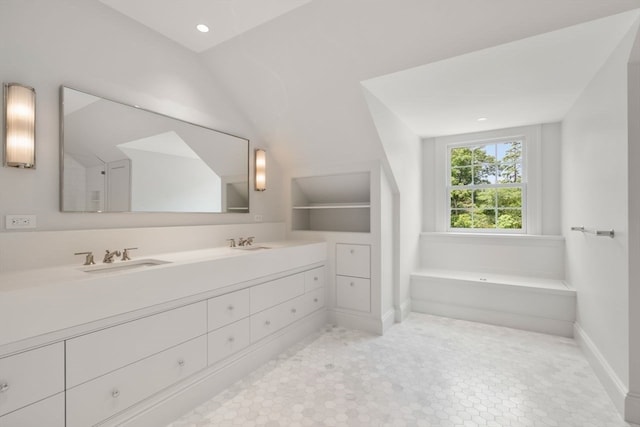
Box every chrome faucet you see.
[75,251,95,266]
[103,249,122,263]
[237,236,255,247]
[121,247,138,261]
[227,238,236,248]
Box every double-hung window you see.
[447,139,525,232]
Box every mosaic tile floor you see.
[167,313,635,427]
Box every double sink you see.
[78,246,271,275]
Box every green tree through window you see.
[449,141,523,230]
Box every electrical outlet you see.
[254,214,263,222]
[5,215,37,229]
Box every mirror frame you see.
[59,86,250,214]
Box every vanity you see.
[0,241,327,427]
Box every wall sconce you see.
[255,148,266,191]
[4,83,36,168]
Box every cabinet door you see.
[0,392,64,427]
[336,276,371,313]
[0,342,64,417]
[66,335,207,427]
[305,267,325,292]
[336,244,370,278]
[208,288,250,331]
[66,301,206,388]
[250,273,305,314]
[208,318,251,365]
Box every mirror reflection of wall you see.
[60,87,249,213]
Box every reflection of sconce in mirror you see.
[255,148,266,191]
[4,83,36,168]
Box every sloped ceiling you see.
[195,1,640,169]
[100,0,640,170]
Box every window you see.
[447,139,525,231]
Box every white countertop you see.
[0,240,326,356]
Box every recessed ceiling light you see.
[477,117,488,122]
[196,24,210,33]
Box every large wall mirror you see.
[60,86,249,213]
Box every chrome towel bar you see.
[570,226,615,238]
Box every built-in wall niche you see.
[291,172,370,232]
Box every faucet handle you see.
[227,238,236,248]
[246,236,255,246]
[74,252,95,266]
[122,247,138,261]
[238,237,246,247]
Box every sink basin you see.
[80,259,171,274]
[233,246,271,251]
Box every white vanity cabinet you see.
[0,343,64,426]
[336,243,371,313]
[0,241,327,427]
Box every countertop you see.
[0,240,326,356]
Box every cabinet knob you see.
[227,305,234,311]
[178,359,185,367]
[228,336,235,343]
[350,249,355,254]
[0,383,9,393]
[314,276,318,281]
[314,298,319,303]
[291,308,297,314]
[265,320,271,326]
[350,282,355,287]
[112,389,120,398]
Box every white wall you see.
[363,91,421,319]
[0,0,285,232]
[627,35,640,422]
[562,17,640,416]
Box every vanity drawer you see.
[66,301,206,388]
[250,273,305,314]
[208,318,251,365]
[0,392,64,427]
[305,267,325,291]
[279,294,308,329]
[208,288,250,331]
[66,335,207,427]
[304,288,325,314]
[250,304,284,343]
[336,244,371,278]
[0,342,64,417]
[336,276,371,313]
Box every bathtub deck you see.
[411,269,576,337]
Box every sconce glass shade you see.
[255,148,266,191]
[4,83,36,168]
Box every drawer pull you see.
[178,359,185,367]
[265,320,271,326]
[228,336,235,343]
[291,308,297,314]
[0,383,9,393]
[227,305,234,311]
[112,389,120,398]
[314,298,319,303]
[314,276,318,281]
[350,249,355,254]
[350,282,355,287]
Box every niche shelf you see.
[292,172,370,232]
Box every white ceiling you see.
[99,0,311,52]
[362,10,640,138]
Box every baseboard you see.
[329,309,384,335]
[573,322,628,418]
[626,392,640,424]
[399,298,411,322]
[381,308,396,334]
[412,299,573,337]
[106,309,328,427]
